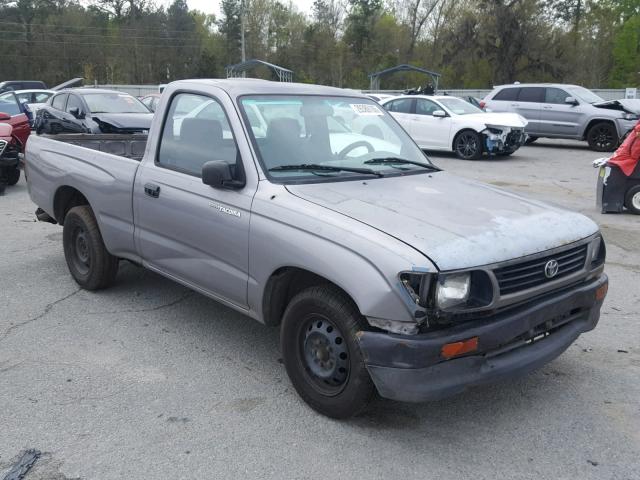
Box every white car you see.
[14,89,55,125]
[381,95,528,159]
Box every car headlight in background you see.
[436,273,470,310]
[622,113,639,121]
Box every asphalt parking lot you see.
[1,139,639,480]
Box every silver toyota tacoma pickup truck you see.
[26,79,608,418]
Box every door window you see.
[157,93,239,178]
[545,88,570,104]
[51,94,68,111]
[15,92,33,103]
[34,92,52,103]
[0,93,21,116]
[517,87,544,103]
[65,95,84,114]
[493,88,519,101]
[415,99,440,116]
[384,98,413,113]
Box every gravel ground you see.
[0,139,638,479]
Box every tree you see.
[218,0,242,64]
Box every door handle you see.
[511,103,520,107]
[543,106,553,109]
[144,183,160,198]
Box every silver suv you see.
[483,83,639,151]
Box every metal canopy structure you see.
[225,59,294,82]
[368,64,441,91]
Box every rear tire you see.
[587,122,617,152]
[453,130,483,160]
[280,285,375,419]
[7,167,20,186]
[63,205,119,290]
[624,185,640,215]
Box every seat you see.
[362,124,384,140]
[261,118,304,168]
[179,118,223,174]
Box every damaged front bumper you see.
[482,126,527,154]
[357,274,608,402]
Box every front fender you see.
[248,183,435,327]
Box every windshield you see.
[566,87,604,104]
[438,97,482,115]
[82,93,150,114]
[239,95,436,182]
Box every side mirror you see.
[0,112,11,121]
[69,108,85,119]
[565,96,578,105]
[202,161,244,189]
[432,110,447,118]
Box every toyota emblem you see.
[544,259,559,278]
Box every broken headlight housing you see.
[399,270,494,312]
[590,235,606,267]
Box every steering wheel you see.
[338,140,375,159]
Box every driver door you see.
[411,99,452,149]
[134,91,254,308]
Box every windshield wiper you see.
[269,164,384,177]
[364,157,441,171]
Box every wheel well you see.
[53,186,89,225]
[583,119,617,140]
[262,267,356,327]
[452,128,481,151]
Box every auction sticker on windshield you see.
[350,104,383,115]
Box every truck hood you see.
[457,112,528,128]
[286,172,598,271]
[92,112,153,131]
[593,99,640,115]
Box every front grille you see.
[0,139,7,156]
[494,244,588,295]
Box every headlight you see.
[591,236,606,266]
[399,270,494,313]
[623,113,639,121]
[436,273,470,310]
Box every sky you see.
[182,0,315,17]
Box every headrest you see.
[267,118,300,141]
[181,118,222,145]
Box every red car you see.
[0,123,21,194]
[0,90,32,148]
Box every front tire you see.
[7,167,20,186]
[63,205,119,290]
[525,136,538,144]
[280,286,375,419]
[624,186,640,215]
[454,130,483,160]
[587,122,617,152]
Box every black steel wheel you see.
[280,285,375,418]
[454,130,483,159]
[587,122,617,152]
[63,205,119,290]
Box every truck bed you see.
[25,133,143,261]
[38,133,148,161]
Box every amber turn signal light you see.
[595,283,608,301]
[441,337,479,359]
